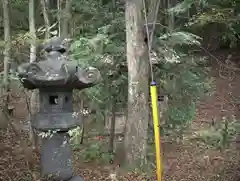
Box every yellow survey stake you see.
[150,82,162,181]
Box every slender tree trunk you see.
[57,0,62,37]
[61,0,72,38]
[109,100,117,153]
[124,0,149,167]
[112,0,116,17]
[2,0,11,92]
[146,0,161,50]
[69,17,74,37]
[163,0,168,33]
[29,0,38,150]
[167,0,175,33]
[40,0,51,39]
[147,0,160,24]
[45,0,50,8]
[158,0,165,33]
[80,99,85,144]
[29,0,37,63]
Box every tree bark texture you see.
[124,0,149,167]
[57,0,62,37]
[61,0,72,38]
[29,0,39,149]
[147,0,161,24]
[167,0,175,33]
[40,0,51,39]
[29,0,38,116]
[2,0,11,91]
[109,100,117,153]
[29,0,37,63]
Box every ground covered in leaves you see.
[0,64,239,181]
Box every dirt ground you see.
[0,62,239,181]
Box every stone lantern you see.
[17,37,101,181]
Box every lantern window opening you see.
[65,96,69,103]
[49,95,59,105]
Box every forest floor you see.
[0,55,240,181]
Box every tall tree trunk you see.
[124,0,149,167]
[40,0,51,39]
[61,0,72,38]
[29,0,38,150]
[2,0,11,92]
[57,0,62,36]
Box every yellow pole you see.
[150,82,162,181]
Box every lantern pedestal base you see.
[40,133,73,181]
